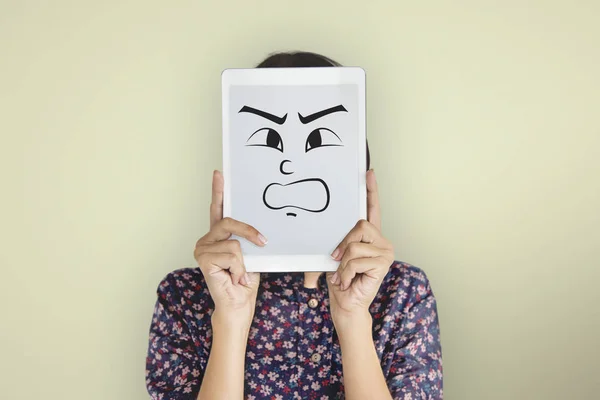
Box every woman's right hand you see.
[193,170,266,326]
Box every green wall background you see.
[1,1,598,398]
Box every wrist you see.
[333,309,372,341]
[212,307,254,335]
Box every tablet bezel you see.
[221,67,367,272]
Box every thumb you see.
[366,169,382,230]
[210,170,224,228]
[325,271,337,286]
[246,272,261,289]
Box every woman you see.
[146,52,443,400]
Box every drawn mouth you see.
[262,178,330,213]
[286,212,297,217]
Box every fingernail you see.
[258,233,268,245]
[331,248,340,259]
[244,273,251,286]
[239,274,247,286]
[335,273,341,285]
[330,272,338,284]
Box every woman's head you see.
[256,51,370,170]
[256,51,341,68]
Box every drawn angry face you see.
[239,104,347,217]
[229,84,359,255]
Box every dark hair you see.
[257,51,342,68]
[256,51,370,170]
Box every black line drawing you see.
[298,104,347,124]
[279,160,293,175]
[305,128,343,152]
[240,103,348,217]
[239,106,287,125]
[262,178,330,213]
[246,127,284,152]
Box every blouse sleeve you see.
[387,274,443,400]
[145,273,209,400]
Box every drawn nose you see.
[279,159,294,175]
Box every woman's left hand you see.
[327,170,395,325]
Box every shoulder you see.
[156,267,204,294]
[387,261,432,286]
[372,261,436,313]
[154,267,212,310]
[384,261,433,292]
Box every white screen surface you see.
[222,68,366,271]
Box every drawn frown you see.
[239,104,347,217]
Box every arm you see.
[197,311,252,400]
[145,277,254,400]
[146,276,207,399]
[387,286,443,399]
[328,171,442,399]
[334,278,443,400]
[328,169,396,399]
[336,311,393,400]
[147,171,263,399]
[194,171,263,399]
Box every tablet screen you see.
[229,84,360,255]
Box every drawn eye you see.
[305,128,343,152]
[246,128,283,152]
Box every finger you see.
[210,170,224,228]
[196,239,243,262]
[366,169,382,230]
[331,219,384,261]
[195,240,250,286]
[225,256,246,286]
[203,217,268,246]
[196,252,246,285]
[338,242,383,272]
[334,242,384,287]
[246,272,260,287]
[326,271,337,285]
[339,257,382,291]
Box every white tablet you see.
[222,67,367,272]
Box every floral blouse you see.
[146,261,443,399]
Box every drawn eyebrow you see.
[298,104,348,124]
[239,106,287,125]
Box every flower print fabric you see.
[146,262,443,399]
